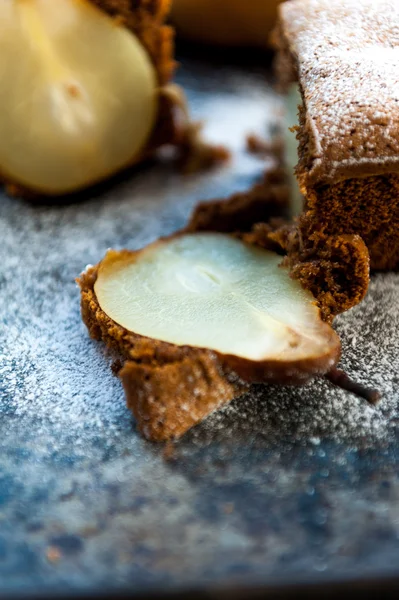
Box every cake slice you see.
[274,0,399,270]
[0,0,225,198]
[78,207,371,441]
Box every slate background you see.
[0,52,398,598]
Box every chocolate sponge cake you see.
[274,0,399,271]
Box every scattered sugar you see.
[0,66,398,449]
[2,178,397,448]
[181,271,399,447]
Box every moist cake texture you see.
[78,202,369,441]
[274,0,399,270]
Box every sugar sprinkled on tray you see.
[0,189,398,445]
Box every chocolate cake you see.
[274,0,399,271]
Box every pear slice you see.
[94,233,341,384]
[0,0,157,195]
[285,83,304,217]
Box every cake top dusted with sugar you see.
[277,0,399,186]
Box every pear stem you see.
[326,368,381,406]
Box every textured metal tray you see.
[1,51,399,598]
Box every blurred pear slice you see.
[0,0,158,195]
[94,233,341,384]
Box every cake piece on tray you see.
[78,206,372,442]
[274,0,399,270]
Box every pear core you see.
[94,233,340,369]
[0,0,158,194]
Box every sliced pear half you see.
[0,0,157,195]
[94,233,341,384]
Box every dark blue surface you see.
[0,56,398,596]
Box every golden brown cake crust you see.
[274,0,399,271]
[121,357,245,441]
[295,103,399,271]
[276,0,399,186]
[186,168,290,235]
[270,226,370,323]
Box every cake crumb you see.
[46,546,62,564]
[223,503,235,514]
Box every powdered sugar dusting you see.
[1,188,398,446]
[281,0,399,183]
[187,274,399,446]
[1,57,399,597]
[0,58,398,448]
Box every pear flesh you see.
[94,233,340,381]
[285,84,304,217]
[0,0,157,194]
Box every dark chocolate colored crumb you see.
[186,167,289,234]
